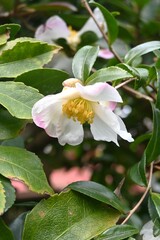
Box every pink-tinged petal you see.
[115,115,134,142]
[98,49,114,59]
[79,8,107,38]
[57,116,84,146]
[45,16,69,40]
[76,82,122,103]
[32,95,64,133]
[35,25,54,44]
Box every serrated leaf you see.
[15,68,69,95]
[85,66,133,85]
[0,146,53,195]
[0,181,5,215]
[0,175,15,213]
[96,224,139,240]
[0,37,61,78]
[0,218,14,240]
[0,109,26,140]
[22,190,120,240]
[0,82,43,119]
[128,154,147,186]
[0,24,21,40]
[72,45,99,82]
[68,181,124,213]
[90,1,118,45]
[124,41,160,64]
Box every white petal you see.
[45,16,69,40]
[79,8,107,38]
[91,114,119,145]
[116,115,134,142]
[98,48,114,59]
[91,104,133,144]
[140,221,160,240]
[76,82,122,102]
[57,116,84,146]
[35,25,54,44]
[32,95,62,133]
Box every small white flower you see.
[32,79,133,146]
[35,8,112,58]
[140,221,160,240]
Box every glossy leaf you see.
[124,41,160,64]
[90,1,118,44]
[0,110,26,140]
[0,24,21,39]
[10,212,28,240]
[0,181,5,215]
[85,66,133,85]
[0,146,53,195]
[15,68,69,95]
[22,190,120,240]
[0,175,15,213]
[151,192,160,217]
[148,196,160,237]
[72,45,99,82]
[0,82,43,119]
[68,181,124,212]
[96,224,139,240]
[0,38,61,78]
[0,218,14,240]
[128,154,147,187]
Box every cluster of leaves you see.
[0,0,160,239]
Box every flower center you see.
[62,98,94,124]
[67,26,81,51]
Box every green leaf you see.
[124,41,160,64]
[148,196,160,237]
[15,68,69,95]
[0,33,9,46]
[0,218,14,240]
[0,38,61,78]
[0,82,43,119]
[0,24,21,40]
[72,45,99,82]
[90,1,118,45]
[0,175,15,213]
[85,66,133,85]
[0,109,26,140]
[0,181,5,215]
[68,181,124,212]
[151,192,160,217]
[145,106,160,164]
[22,190,120,240]
[128,154,147,187]
[0,146,53,195]
[0,0,14,11]
[29,2,77,12]
[10,212,28,240]
[95,224,139,240]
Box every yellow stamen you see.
[67,26,81,51]
[62,98,94,124]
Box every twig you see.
[115,78,136,89]
[121,162,154,225]
[81,0,122,62]
[123,85,154,102]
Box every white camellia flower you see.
[32,79,134,146]
[35,8,113,58]
[140,221,160,240]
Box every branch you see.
[81,0,122,62]
[121,162,154,225]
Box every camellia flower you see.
[32,79,133,146]
[35,8,113,59]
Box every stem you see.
[121,162,154,225]
[81,0,122,62]
[122,85,154,102]
[115,78,136,89]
